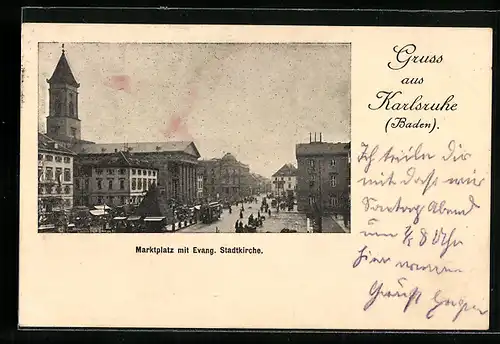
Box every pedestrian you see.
[235,220,239,231]
[216,226,220,233]
[239,210,243,219]
[268,209,271,217]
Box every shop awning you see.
[39,224,55,230]
[113,217,127,220]
[90,209,107,216]
[94,204,112,210]
[127,216,142,221]
[144,217,165,222]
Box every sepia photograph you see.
[37,42,351,234]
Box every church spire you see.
[47,44,80,88]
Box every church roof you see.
[91,151,157,169]
[272,163,298,177]
[72,141,201,158]
[47,50,80,87]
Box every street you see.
[178,195,309,233]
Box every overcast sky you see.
[38,43,350,178]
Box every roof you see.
[38,132,77,156]
[72,141,201,158]
[47,51,80,88]
[272,163,298,177]
[90,151,158,169]
[296,141,350,157]
[134,185,173,219]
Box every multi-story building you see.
[271,163,298,198]
[74,151,158,207]
[72,142,200,205]
[296,136,350,217]
[200,153,252,202]
[38,133,77,212]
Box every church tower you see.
[46,44,81,142]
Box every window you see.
[55,168,62,182]
[38,154,43,160]
[64,157,70,163]
[97,179,103,190]
[38,186,44,195]
[38,168,43,181]
[55,156,62,163]
[132,196,136,204]
[119,179,125,190]
[69,102,75,116]
[138,170,142,176]
[143,178,147,190]
[75,179,80,189]
[97,196,103,205]
[330,159,336,167]
[288,183,291,189]
[132,169,136,175]
[46,155,53,162]
[119,169,126,175]
[108,196,114,204]
[132,178,137,190]
[55,185,62,194]
[96,169,103,175]
[309,196,316,206]
[152,171,156,177]
[330,174,337,187]
[108,179,113,190]
[275,177,278,181]
[64,168,71,182]
[64,185,71,194]
[288,177,291,181]
[330,195,338,207]
[281,177,284,181]
[138,178,142,189]
[143,170,147,175]
[107,169,114,175]
[148,170,151,176]
[120,196,126,205]
[309,159,315,168]
[84,179,89,190]
[45,185,52,194]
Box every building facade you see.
[196,166,204,201]
[271,163,298,198]
[296,140,350,217]
[74,151,158,207]
[72,142,200,206]
[38,133,76,212]
[200,153,252,202]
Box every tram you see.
[200,202,222,224]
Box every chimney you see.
[320,133,322,143]
[314,132,317,142]
[309,132,312,143]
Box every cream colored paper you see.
[20,24,492,329]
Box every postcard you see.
[19,24,492,329]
